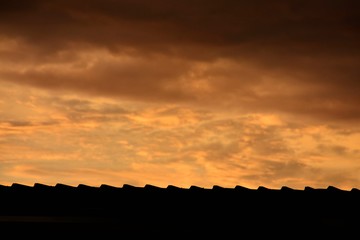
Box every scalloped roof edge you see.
[1,183,358,192]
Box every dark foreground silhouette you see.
[0,183,359,238]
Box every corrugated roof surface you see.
[0,183,359,237]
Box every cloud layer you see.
[1,0,360,188]
[1,0,360,121]
[1,83,360,189]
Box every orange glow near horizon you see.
[1,82,360,190]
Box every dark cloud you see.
[0,120,59,128]
[48,97,129,115]
[1,0,360,121]
[0,53,194,102]
[317,144,349,156]
[1,0,358,55]
[6,121,33,127]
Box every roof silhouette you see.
[0,183,359,238]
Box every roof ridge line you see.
[0,183,358,192]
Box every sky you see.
[1,0,360,190]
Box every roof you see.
[0,183,359,237]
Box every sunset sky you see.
[1,0,360,189]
